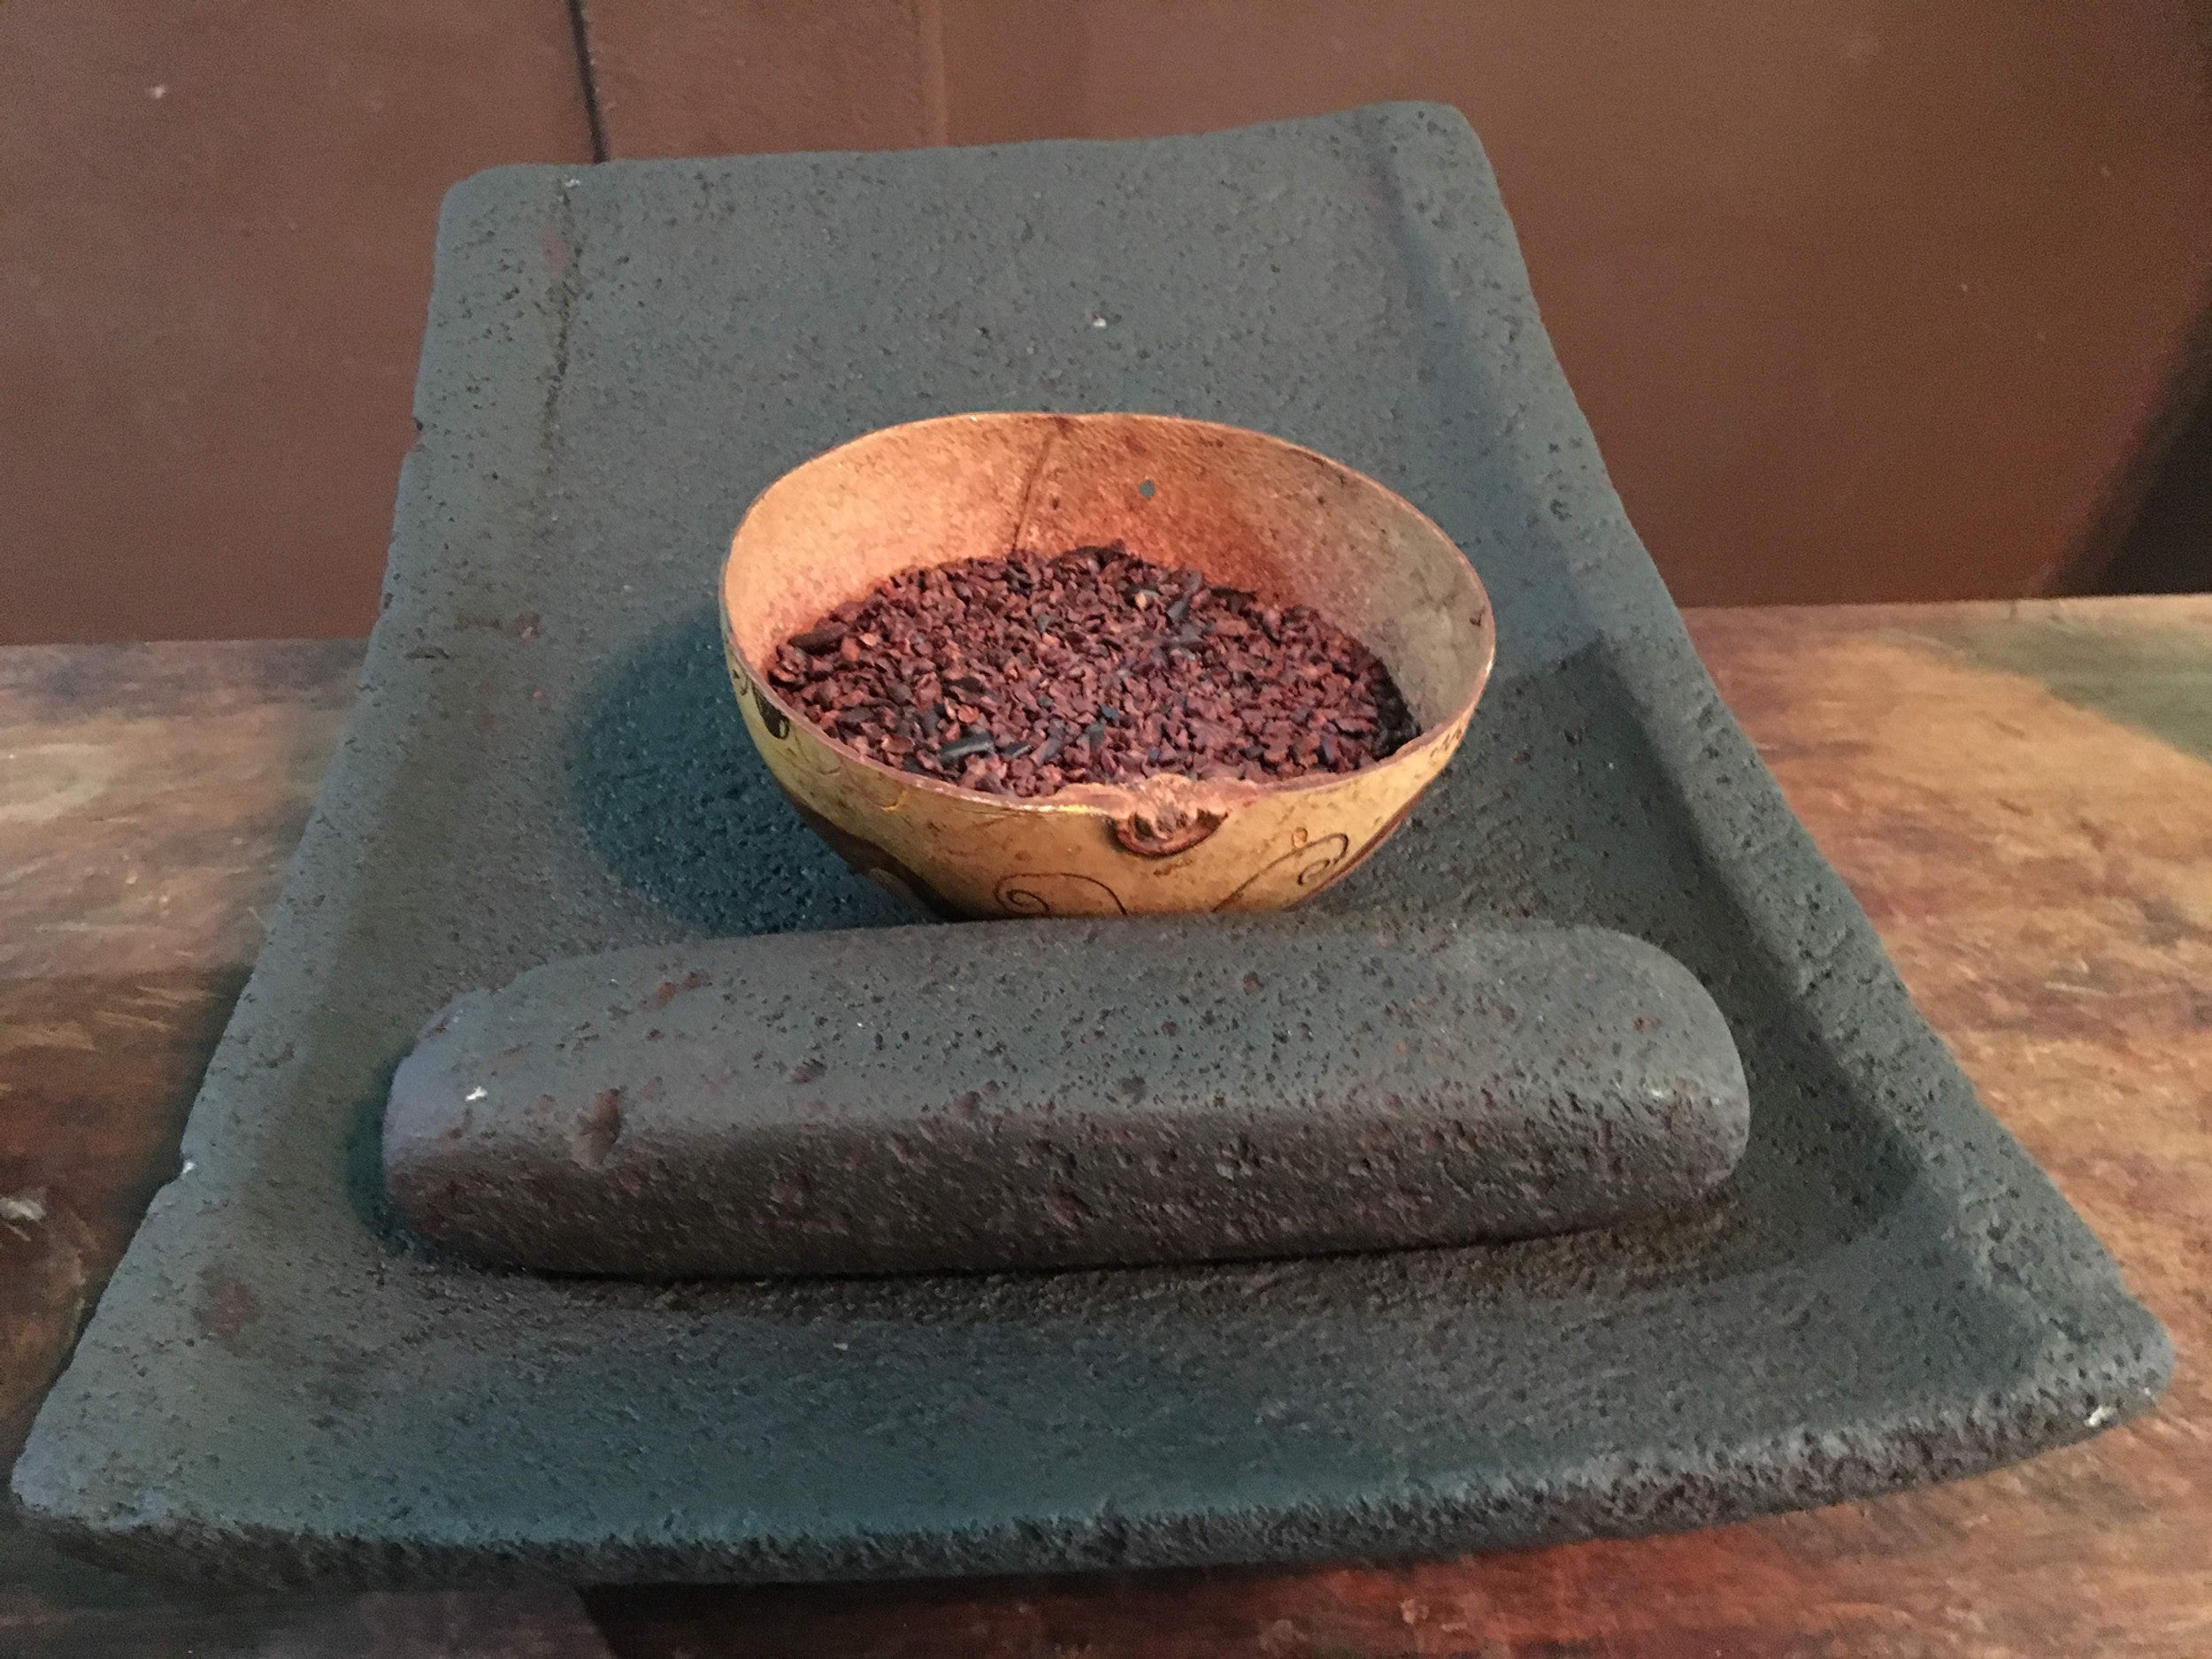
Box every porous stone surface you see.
[386,919,1750,1275]
[13,104,2168,1586]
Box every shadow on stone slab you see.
[568,604,910,939]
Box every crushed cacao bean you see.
[770,546,1417,798]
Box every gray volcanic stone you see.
[13,105,2167,1587]
[385,919,1750,1275]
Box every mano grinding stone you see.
[385,917,1747,1274]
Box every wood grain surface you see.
[1,598,2206,1656]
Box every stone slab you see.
[11,104,2168,1585]
[385,920,1750,1274]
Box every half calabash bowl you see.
[719,412,1494,918]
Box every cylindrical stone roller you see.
[383,917,1748,1275]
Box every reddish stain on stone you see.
[643,970,710,1010]
[200,1275,261,1340]
[572,1088,623,1169]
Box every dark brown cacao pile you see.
[767,546,1417,798]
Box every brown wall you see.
[4,2,2209,642]
[0,0,593,645]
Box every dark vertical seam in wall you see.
[565,0,610,161]
[915,0,950,145]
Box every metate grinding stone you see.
[384,918,1749,1275]
[15,105,2166,1587]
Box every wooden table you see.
[3,597,2207,1657]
